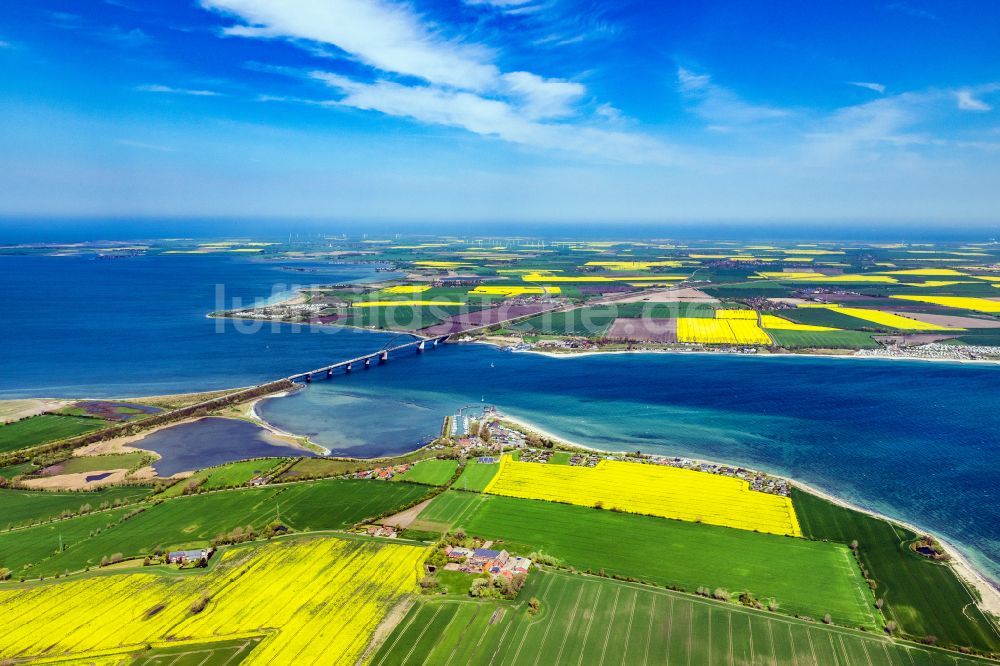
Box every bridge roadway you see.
[288,335,450,383]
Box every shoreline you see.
[246,391,331,456]
[494,410,1000,617]
[506,343,1000,367]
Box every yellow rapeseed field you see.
[0,537,426,665]
[889,295,1000,313]
[714,309,758,319]
[412,261,472,268]
[818,306,963,330]
[760,315,840,331]
[678,318,772,344]
[484,456,801,537]
[383,285,431,294]
[757,272,826,279]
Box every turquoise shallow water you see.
[259,344,1000,585]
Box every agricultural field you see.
[43,452,150,475]
[0,461,38,479]
[0,486,152,529]
[213,236,1000,355]
[392,458,458,486]
[0,536,427,665]
[483,455,800,536]
[511,308,618,336]
[0,479,431,578]
[453,460,500,491]
[676,317,772,345]
[409,489,492,532]
[766,329,881,349]
[0,414,108,454]
[158,458,289,498]
[794,489,1000,652]
[371,570,993,666]
[421,491,876,626]
[807,305,962,331]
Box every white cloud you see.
[311,72,670,163]
[501,71,585,119]
[203,0,499,91]
[956,89,991,112]
[137,84,221,96]
[848,81,886,94]
[201,0,666,163]
[677,67,789,126]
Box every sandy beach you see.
[494,410,1000,617]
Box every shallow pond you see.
[140,417,312,476]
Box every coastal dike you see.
[0,379,297,468]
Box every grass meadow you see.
[453,460,500,492]
[393,459,458,486]
[158,458,290,497]
[0,414,107,454]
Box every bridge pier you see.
[304,372,312,383]
[432,338,439,347]
[345,362,353,373]
[326,368,333,379]
[379,350,388,363]
[364,357,372,368]
[417,341,426,353]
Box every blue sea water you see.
[2,253,998,585]
[259,344,1000,584]
[0,254,403,397]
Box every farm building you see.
[167,548,213,564]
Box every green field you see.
[125,636,263,665]
[393,459,459,485]
[158,458,289,497]
[0,508,135,577]
[411,489,492,532]
[0,486,152,529]
[280,448,439,480]
[511,309,618,336]
[794,489,1000,652]
[372,571,991,666]
[452,461,499,492]
[53,452,150,474]
[544,451,570,465]
[417,491,878,628]
[0,462,37,479]
[766,328,881,349]
[778,307,893,331]
[0,479,431,578]
[0,414,107,454]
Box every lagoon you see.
[142,417,310,476]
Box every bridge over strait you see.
[287,334,450,384]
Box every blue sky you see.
[1,0,998,224]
